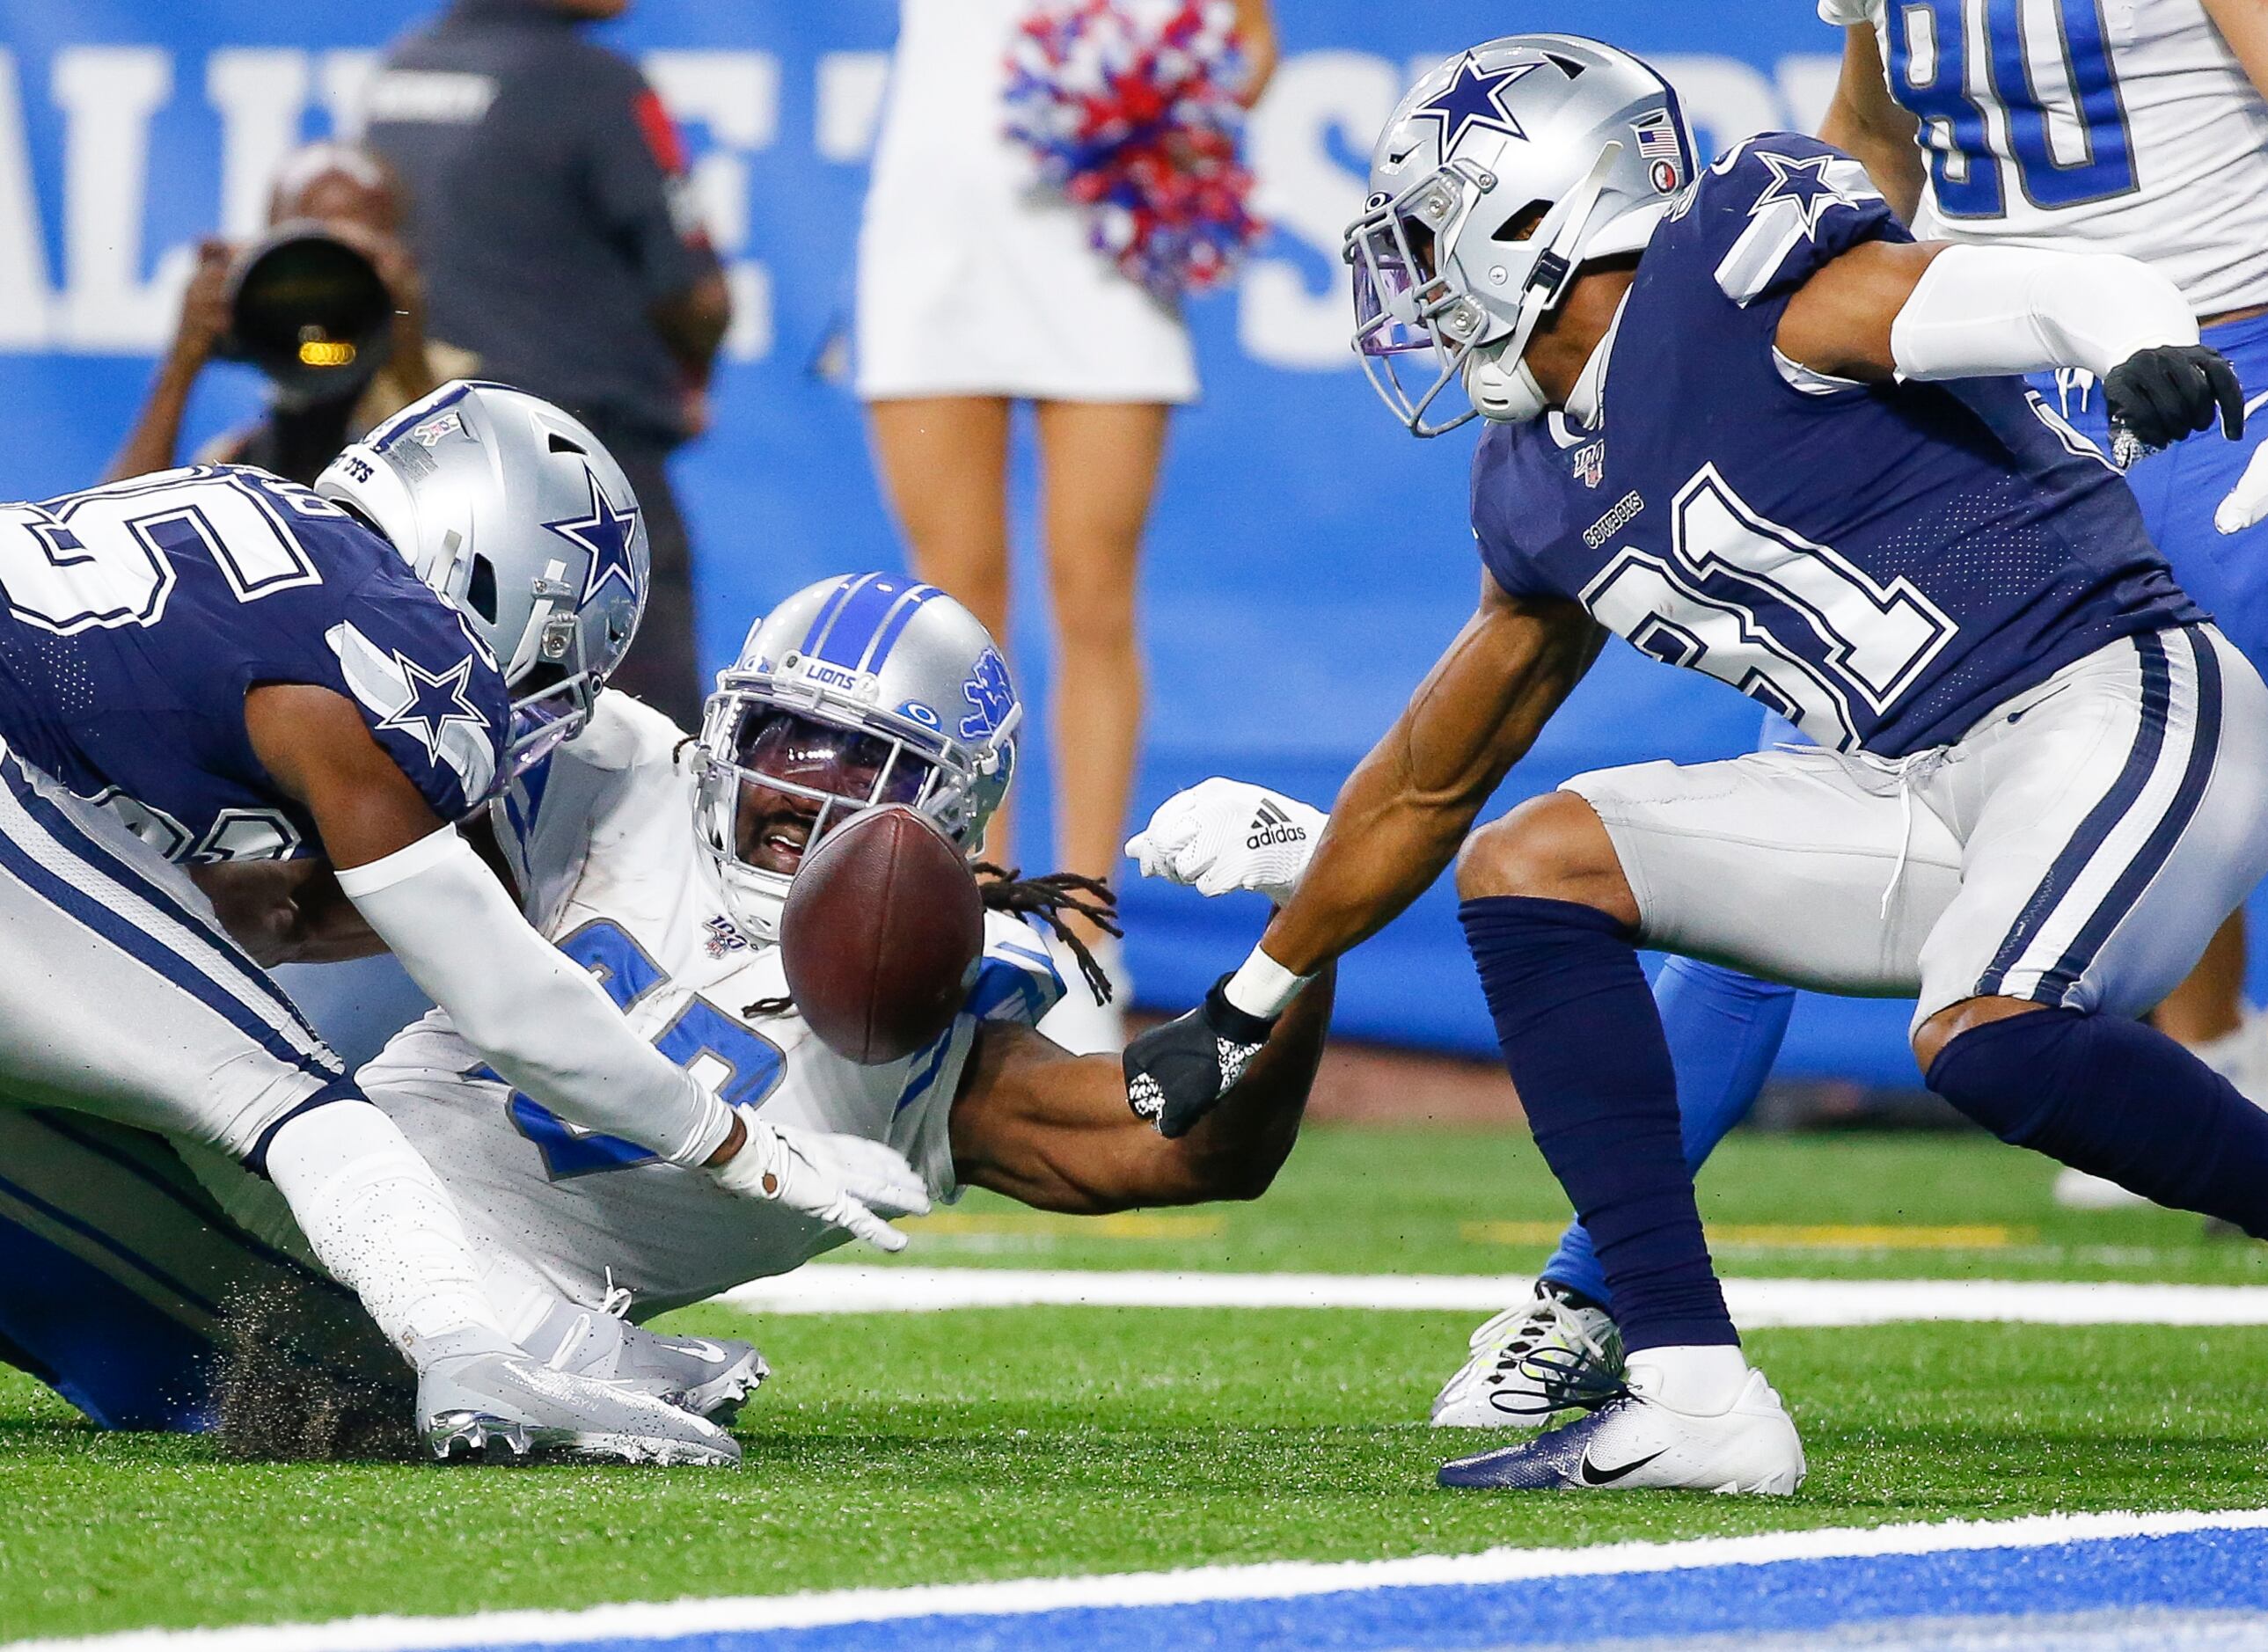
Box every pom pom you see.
[1004,0,1265,301]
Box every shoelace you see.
[1463,1292,1620,1407]
[600,1268,635,1321]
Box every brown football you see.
[779,804,984,1064]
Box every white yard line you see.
[15,1508,2268,1652]
[714,1266,2268,1326]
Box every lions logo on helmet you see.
[1345,35,1696,436]
[317,380,649,779]
[691,574,1020,940]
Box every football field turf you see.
[6,1125,2268,1646]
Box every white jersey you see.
[359,692,1065,1316]
[1821,0,2268,314]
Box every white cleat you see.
[2053,1166,2151,1210]
[418,1345,742,1467]
[1430,1283,1624,1429]
[1438,1366,1803,1495]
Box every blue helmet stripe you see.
[811,574,911,668]
[860,582,942,672]
[799,573,873,660]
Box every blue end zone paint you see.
[453,1526,2268,1652]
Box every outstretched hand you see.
[1126,778,1326,904]
[710,1112,931,1252]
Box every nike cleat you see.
[1431,1283,1624,1429]
[526,1298,769,1425]
[1438,1367,1803,1495]
[417,1346,742,1467]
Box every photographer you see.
[107,143,474,486]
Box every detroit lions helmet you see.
[692,574,1021,940]
[1345,35,1696,435]
[317,380,647,778]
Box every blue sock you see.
[1929,1009,2268,1235]
[1460,895,1738,1351]
[1540,958,1796,1308]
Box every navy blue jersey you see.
[1471,133,2200,757]
[0,465,508,862]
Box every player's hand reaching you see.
[2103,344,2244,462]
[709,1111,931,1252]
[1126,778,1326,904]
[1124,973,1277,1138]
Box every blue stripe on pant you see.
[0,751,332,1056]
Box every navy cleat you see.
[1438,1367,1803,1495]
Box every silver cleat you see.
[417,1342,742,1467]
[525,1297,769,1425]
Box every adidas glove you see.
[709,1110,932,1253]
[1125,778,1326,904]
[2104,343,2243,461]
[1123,973,1276,1139]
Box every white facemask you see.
[1464,340,1551,424]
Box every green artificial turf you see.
[878,1124,2268,1285]
[4,1126,2266,1640]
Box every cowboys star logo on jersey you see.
[327,619,499,803]
[1750,152,1860,236]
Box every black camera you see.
[220,223,395,402]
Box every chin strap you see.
[1470,139,1627,426]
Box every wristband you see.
[1222,945,1312,1020]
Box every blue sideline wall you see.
[0,1,2239,1085]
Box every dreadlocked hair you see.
[741,859,1123,1020]
[971,862,1121,1005]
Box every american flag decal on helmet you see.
[1635,113,1682,163]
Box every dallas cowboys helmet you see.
[317,380,647,777]
[692,574,1021,940]
[1345,35,1696,435]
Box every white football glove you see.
[2217,424,2268,534]
[709,1110,931,1254]
[1124,778,1327,905]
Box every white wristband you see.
[1223,946,1313,1020]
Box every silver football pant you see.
[0,742,345,1160]
[1566,625,2268,1034]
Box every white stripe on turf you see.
[716,1268,2268,1325]
[13,1509,2268,1652]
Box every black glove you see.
[1123,972,1277,1139]
[2103,344,2245,457]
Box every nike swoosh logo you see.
[1577,1448,1666,1486]
[679,1340,729,1363]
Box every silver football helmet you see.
[316,380,647,777]
[1345,35,1696,435]
[692,574,1021,940]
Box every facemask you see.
[1465,340,1550,424]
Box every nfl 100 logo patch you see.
[1573,440,1606,488]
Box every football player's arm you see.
[1255,576,1599,979]
[2201,0,2268,102]
[1776,238,2242,444]
[949,963,1334,1213]
[1814,26,1924,222]
[187,860,384,967]
[242,682,740,1168]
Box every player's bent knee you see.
[1912,996,2049,1084]
[1455,792,1635,922]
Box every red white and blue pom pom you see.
[1005,0,1264,301]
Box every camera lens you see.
[223,224,395,399]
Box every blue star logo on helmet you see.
[542,467,642,605]
[1413,56,1540,155]
[377,651,487,760]
[958,648,1015,739]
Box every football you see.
[779,804,984,1064]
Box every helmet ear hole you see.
[546,431,586,456]
[1493,201,1549,244]
[467,555,499,624]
